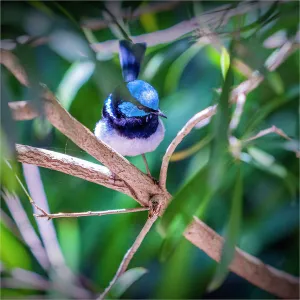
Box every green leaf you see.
[140,6,159,32]
[241,203,299,255]
[14,44,44,114]
[142,53,165,82]
[248,147,287,177]
[1,69,17,154]
[266,72,284,95]
[0,222,31,270]
[164,42,205,93]
[57,219,80,272]
[244,88,298,136]
[159,166,211,260]
[208,164,243,291]
[220,47,230,79]
[245,147,297,197]
[207,53,233,194]
[56,60,95,110]
[109,267,148,298]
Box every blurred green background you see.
[1,1,299,299]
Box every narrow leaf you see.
[208,164,243,291]
[57,219,80,272]
[208,52,233,194]
[109,267,148,298]
[220,47,230,79]
[56,60,95,110]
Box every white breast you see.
[94,119,165,156]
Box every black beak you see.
[153,109,167,119]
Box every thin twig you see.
[98,213,159,300]
[159,105,217,189]
[231,40,299,102]
[243,125,292,143]
[35,207,149,219]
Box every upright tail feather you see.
[119,40,146,82]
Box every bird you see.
[94,40,166,176]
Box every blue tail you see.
[119,40,146,82]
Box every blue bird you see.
[94,40,166,175]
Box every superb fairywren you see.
[95,40,166,174]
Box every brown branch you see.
[184,217,300,299]
[244,125,292,143]
[0,50,29,86]
[159,105,217,189]
[231,40,299,102]
[230,93,246,131]
[34,207,149,219]
[8,101,38,120]
[15,144,135,199]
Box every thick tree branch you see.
[15,144,135,199]
[184,217,299,299]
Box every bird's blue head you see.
[118,79,164,118]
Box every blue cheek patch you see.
[119,102,148,117]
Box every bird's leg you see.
[142,154,158,184]
[142,153,152,177]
